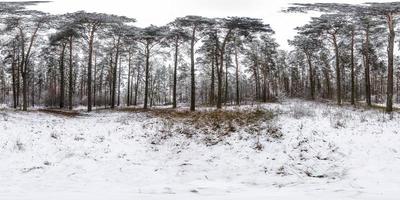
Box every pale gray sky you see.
[17,0,394,49]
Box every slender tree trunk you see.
[217,30,233,109]
[173,37,179,108]
[332,33,341,105]
[134,67,140,106]
[59,43,66,108]
[386,13,395,112]
[22,25,40,111]
[16,53,20,108]
[190,27,196,111]
[11,50,17,109]
[111,37,120,109]
[31,64,35,107]
[18,29,26,111]
[127,50,132,106]
[365,28,372,106]
[224,57,229,105]
[117,56,121,107]
[68,37,73,110]
[99,60,105,107]
[130,67,134,105]
[216,43,223,109]
[305,52,315,100]
[323,65,331,99]
[234,41,240,105]
[210,49,215,105]
[144,41,150,109]
[350,28,355,105]
[93,52,97,107]
[87,25,96,112]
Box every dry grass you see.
[36,109,81,117]
[120,107,277,145]
[141,108,274,125]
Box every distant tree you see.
[175,16,213,111]
[69,11,134,111]
[286,2,400,111]
[134,25,166,109]
[289,33,321,100]
[165,22,190,108]
[49,23,79,109]
[215,17,272,108]
[5,11,51,111]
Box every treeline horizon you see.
[0,1,399,113]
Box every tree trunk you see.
[210,48,215,105]
[323,65,331,99]
[216,41,223,109]
[224,56,229,105]
[173,36,179,108]
[127,50,132,106]
[11,48,17,109]
[59,43,66,108]
[117,56,121,107]
[87,25,96,112]
[234,41,240,105]
[93,52,97,107]
[68,37,73,110]
[111,37,120,109]
[144,41,150,109]
[386,13,395,113]
[217,29,233,109]
[350,28,355,105]
[134,66,140,106]
[305,52,315,100]
[365,28,372,106]
[31,64,35,107]
[332,33,341,105]
[190,27,196,111]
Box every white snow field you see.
[0,100,399,200]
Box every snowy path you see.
[0,100,399,200]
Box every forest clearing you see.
[1,1,400,199]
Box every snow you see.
[0,99,399,200]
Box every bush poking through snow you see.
[146,108,279,146]
[50,133,59,139]
[266,125,283,139]
[1,112,8,121]
[290,104,315,119]
[14,139,24,151]
[329,111,349,129]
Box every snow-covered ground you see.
[0,100,399,200]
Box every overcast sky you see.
[19,0,394,50]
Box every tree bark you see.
[386,13,395,113]
[305,52,315,100]
[224,55,229,105]
[234,40,240,105]
[364,27,372,106]
[68,36,73,110]
[134,66,140,106]
[117,56,121,107]
[210,48,215,105]
[11,45,17,109]
[350,28,355,105]
[144,40,150,109]
[59,43,66,108]
[111,37,120,109]
[173,36,179,108]
[190,26,196,111]
[127,50,132,106]
[332,33,341,105]
[217,29,232,109]
[87,24,96,112]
